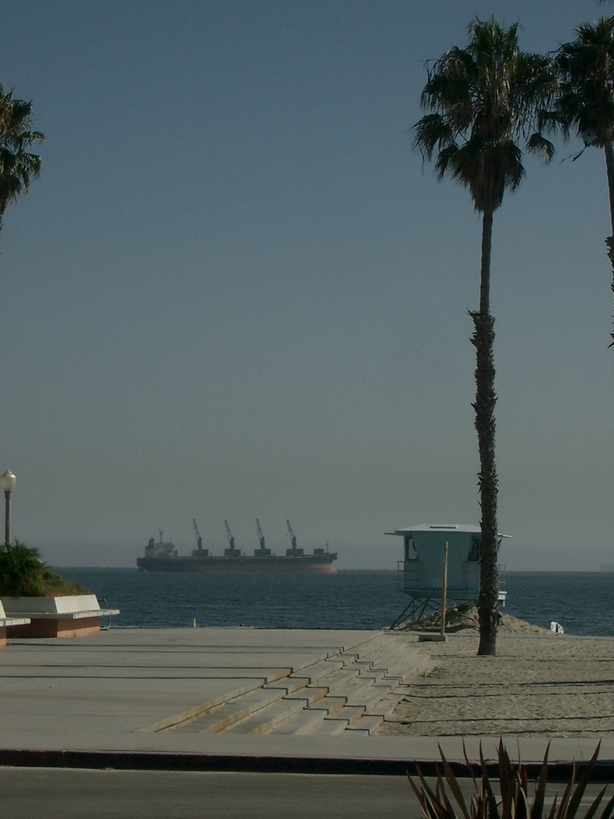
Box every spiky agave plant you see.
[407,741,614,819]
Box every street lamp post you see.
[0,470,16,546]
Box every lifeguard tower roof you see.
[387,523,481,536]
[386,524,510,537]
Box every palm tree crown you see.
[554,18,614,345]
[0,83,44,221]
[556,17,614,149]
[414,18,556,214]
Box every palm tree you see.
[554,19,614,345]
[413,18,556,655]
[0,83,44,235]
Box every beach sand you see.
[376,630,614,738]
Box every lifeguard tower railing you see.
[387,523,509,627]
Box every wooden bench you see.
[2,594,119,638]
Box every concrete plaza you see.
[0,627,612,771]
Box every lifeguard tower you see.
[387,523,508,627]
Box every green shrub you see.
[0,542,89,597]
[408,741,614,819]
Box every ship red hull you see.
[136,555,337,574]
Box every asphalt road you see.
[1,768,419,819]
[1,767,612,819]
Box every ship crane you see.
[225,520,236,550]
[192,518,203,552]
[256,519,265,550]
[286,519,297,550]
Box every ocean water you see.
[55,568,614,637]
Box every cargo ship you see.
[136,520,337,574]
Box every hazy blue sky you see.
[0,0,611,570]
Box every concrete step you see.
[336,676,387,707]
[261,643,428,737]
[301,652,428,737]
[333,635,399,667]
[150,676,277,733]
[232,659,366,736]
[174,685,290,733]
[291,658,346,686]
[301,684,394,736]
[380,649,431,684]
[262,676,312,696]
[224,696,308,734]
[173,634,427,738]
[283,686,329,707]
[320,705,367,735]
[344,714,384,735]
[350,682,398,712]
[271,707,333,736]
[362,643,418,674]
[312,695,347,717]
[308,664,362,695]
[357,646,427,681]
[309,649,425,711]
[347,693,406,734]
[270,697,353,736]
[187,650,363,736]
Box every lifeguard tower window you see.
[468,540,480,562]
[404,537,418,561]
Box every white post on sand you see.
[441,541,448,636]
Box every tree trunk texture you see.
[472,208,499,657]
[604,145,614,347]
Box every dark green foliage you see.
[414,18,557,215]
[407,741,614,819]
[551,18,614,344]
[0,84,44,220]
[0,542,88,597]
[555,18,614,151]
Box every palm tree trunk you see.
[471,207,499,657]
[604,145,614,346]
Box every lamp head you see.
[0,470,16,493]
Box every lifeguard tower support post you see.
[387,523,508,627]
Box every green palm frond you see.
[0,83,44,217]
[413,17,556,214]
[527,132,556,160]
[414,114,457,160]
[555,18,614,147]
